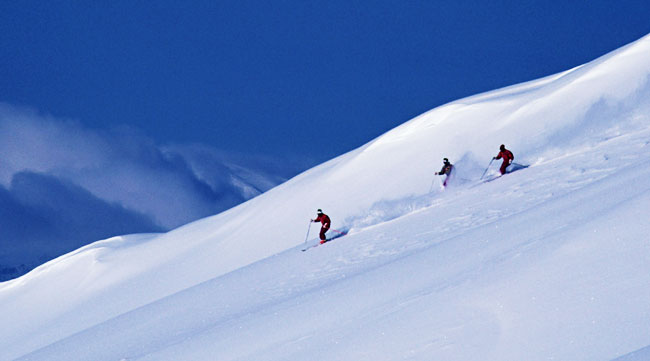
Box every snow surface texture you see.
[1,34,650,361]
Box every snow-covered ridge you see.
[1,33,650,360]
[0,108,304,281]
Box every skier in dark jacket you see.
[312,209,331,244]
[493,144,514,175]
[435,158,454,187]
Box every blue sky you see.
[1,1,650,279]
[2,1,649,162]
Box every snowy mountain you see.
[0,108,305,281]
[1,34,650,361]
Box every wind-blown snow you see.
[1,34,650,361]
[0,108,305,281]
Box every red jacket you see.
[496,149,514,164]
[314,213,331,229]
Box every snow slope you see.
[1,34,650,360]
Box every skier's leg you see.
[319,227,327,242]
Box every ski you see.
[301,229,348,251]
[301,241,327,252]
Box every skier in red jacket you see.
[312,209,331,244]
[493,144,514,175]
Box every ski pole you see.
[304,221,312,243]
[480,158,495,180]
[429,177,437,192]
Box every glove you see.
[434,172,439,175]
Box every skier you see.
[311,209,331,244]
[434,158,454,187]
[493,144,514,175]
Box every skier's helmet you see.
[500,144,506,151]
[317,209,323,214]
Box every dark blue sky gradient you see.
[2,1,650,163]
